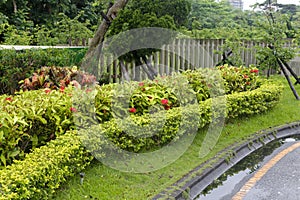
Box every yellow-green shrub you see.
[0,87,74,167]
[87,80,282,152]
[0,131,93,200]
[0,81,282,199]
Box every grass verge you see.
[52,76,300,200]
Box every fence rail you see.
[2,38,299,82]
[88,38,299,82]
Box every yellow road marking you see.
[232,141,300,200]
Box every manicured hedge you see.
[95,66,262,123]
[0,131,93,200]
[0,80,282,199]
[0,87,74,167]
[0,66,271,167]
[87,80,282,153]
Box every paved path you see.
[198,140,300,200]
[0,45,85,50]
[234,141,300,200]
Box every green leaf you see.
[32,134,39,147]
[0,154,6,166]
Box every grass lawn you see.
[52,75,300,200]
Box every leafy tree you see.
[84,0,191,81]
[187,0,236,30]
[0,0,105,44]
[254,1,300,99]
[107,0,190,80]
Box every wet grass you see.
[52,75,300,200]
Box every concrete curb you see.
[152,121,300,200]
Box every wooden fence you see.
[73,38,300,82]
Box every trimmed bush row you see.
[0,131,93,200]
[0,65,266,167]
[87,80,282,153]
[95,66,261,123]
[0,81,282,199]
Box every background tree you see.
[84,0,191,81]
[254,0,300,99]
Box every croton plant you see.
[19,66,97,91]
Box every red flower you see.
[60,86,65,92]
[246,81,251,85]
[70,107,77,112]
[243,75,249,79]
[5,97,12,102]
[250,69,259,74]
[129,107,137,113]
[138,82,144,87]
[45,88,51,94]
[161,99,168,105]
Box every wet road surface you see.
[197,140,300,200]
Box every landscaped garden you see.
[1,0,300,199]
[0,57,294,199]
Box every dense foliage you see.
[0,0,105,45]
[0,48,87,95]
[0,65,282,198]
[1,0,300,45]
[0,87,74,167]
[0,131,93,200]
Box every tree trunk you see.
[279,58,300,85]
[12,0,17,13]
[82,0,129,67]
[137,58,154,80]
[142,56,158,79]
[277,58,300,100]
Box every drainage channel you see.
[195,135,300,200]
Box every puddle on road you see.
[195,135,300,200]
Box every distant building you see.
[228,0,243,10]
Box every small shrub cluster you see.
[94,66,261,122]
[0,87,74,167]
[90,80,282,153]
[0,131,93,200]
[95,80,180,123]
[217,64,261,94]
[0,48,87,95]
[19,66,97,91]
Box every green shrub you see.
[0,131,93,200]
[86,80,282,153]
[0,48,87,95]
[94,66,261,123]
[0,87,74,167]
[0,76,282,199]
[217,64,261,94]
[19,66,96,91]
[95,79,180,123]
[226,81,282,118]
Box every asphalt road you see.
[242,142,300,200]
[198,140,300,200]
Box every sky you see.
[243,0,300,10]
